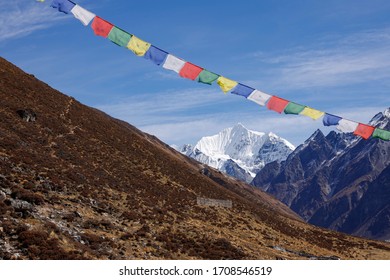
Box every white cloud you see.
[138,105,387,147]
[253,28,390,90]
[96,76,387,146]
[141,119,226,145]
[97,87,232,122]
[0,1,65,41]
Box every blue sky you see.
[1,0,390,146]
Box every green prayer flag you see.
[197,69,219,85]
[108,26,132,47]
[372,128,390,141]
[284,102,305,115]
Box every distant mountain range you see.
[175,124,295,183]
[252,108,390,241]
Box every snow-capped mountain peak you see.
[194,123,267,159]
[176,124,295,182]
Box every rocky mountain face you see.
[1,57,390,260]
[177,124,295,183]
[252,109,390,240]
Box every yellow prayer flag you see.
[300,107,325,120]
[217,76,238,93]
[127,36,151,56]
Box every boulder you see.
[16,109,37,122]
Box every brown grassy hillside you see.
[0,57,389,260]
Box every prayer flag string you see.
[45,0,390,141]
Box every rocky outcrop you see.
[16,109,36,122]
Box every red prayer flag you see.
[266,96,289,113]
[353,123,375,139]
[179,62,203,80]
[91,16,114,38]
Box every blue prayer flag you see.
[231,83,255,98]
[51,0,75,14]
[144,45,168,66]
[322,113,342,126]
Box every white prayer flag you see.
[162,54,186,73]
[71,5,96,26]
[247,90,272,106]
[337,119,359,133]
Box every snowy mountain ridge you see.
[176,123,295,182]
